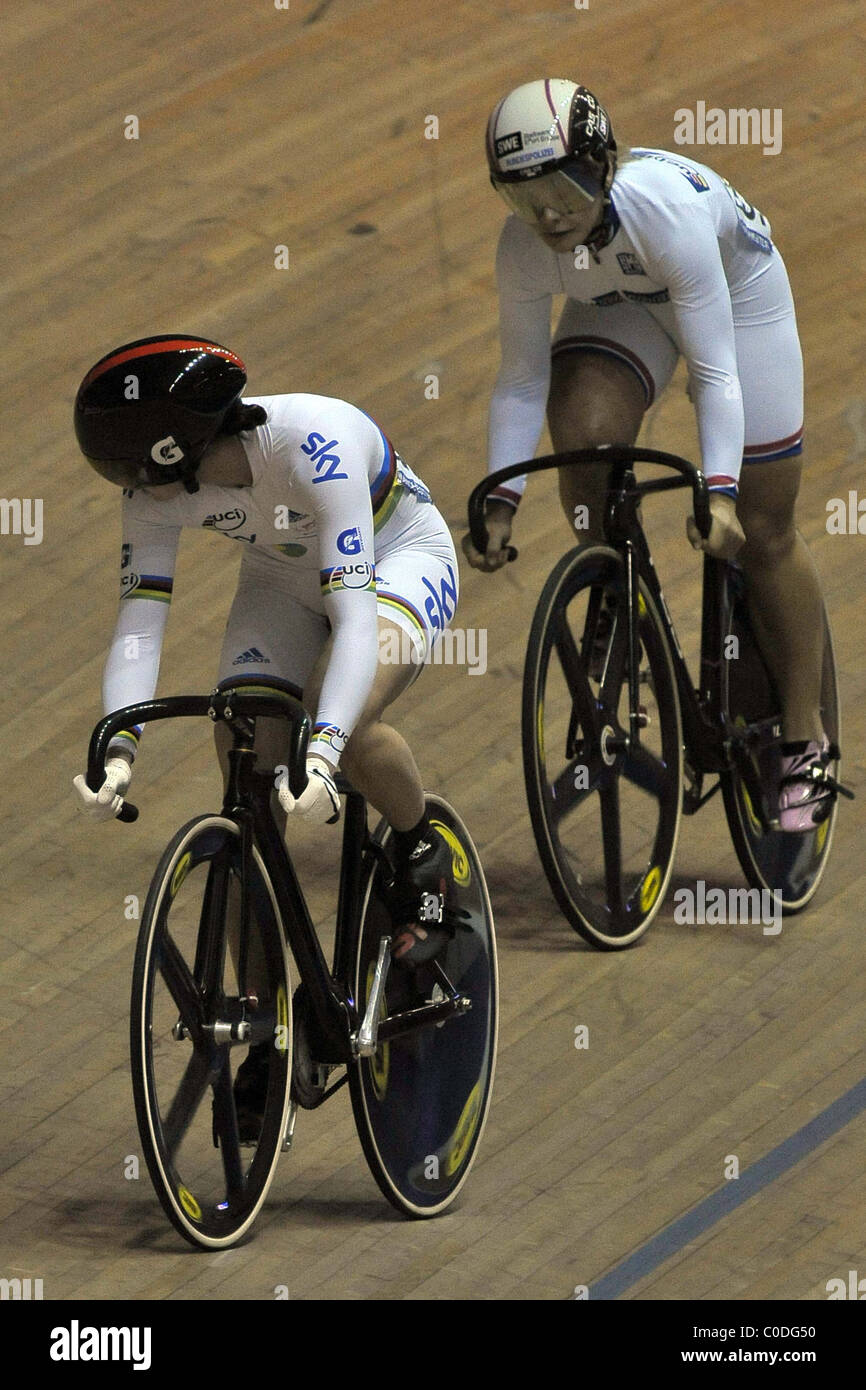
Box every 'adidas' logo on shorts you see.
[232,647,270,665]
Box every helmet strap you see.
[584,153,618,260]
[584,199,614,260]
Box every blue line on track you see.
[587,1072,866,1299]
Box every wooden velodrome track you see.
[2,0,865,1303]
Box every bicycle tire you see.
[523,544,683,948]
[130,814,292,1249]
[348,795,498,1216]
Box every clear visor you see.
[491,163,601,222]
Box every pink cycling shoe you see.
[777,738,851,831]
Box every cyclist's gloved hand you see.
[687,493,745,561]
[278,754,341,825]
[461,500,516,572]
[73,755,132,822]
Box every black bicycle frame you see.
[87,689,357,1061]
[467,445,739,776]
[87,687,467,1065]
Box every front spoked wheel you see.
[721,568,841,911]
[349,795,498,1216]
[523,545,684,948]
[130,815,291,1249]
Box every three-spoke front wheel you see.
[523,545,683,948]
[130,815,292,1249]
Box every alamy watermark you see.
[826,491,866,534]
[0,498,42,544]
[379,626,487,676]
[0,1276,43,1299]
[674,102,782,156]
[673,880,782,935]
[826,1270,866,1299]
[49,1321,151,1370]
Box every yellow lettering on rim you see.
[170,852,192,898]
[178,1185,202,1221]
[445,1082,482,1175]
[430,820,471,887]
[639,864,662,912]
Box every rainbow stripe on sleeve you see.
[108,726,141,755]
[320,565,377,596]
[122,575,174,603]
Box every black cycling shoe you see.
[388,826,457,969]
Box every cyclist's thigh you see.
[304,508,461,729]
[214,548,330,779]
[549,298,677,514]
[734,256,804,555]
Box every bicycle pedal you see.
[429,981,450,1029]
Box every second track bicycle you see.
[469,445,851,949]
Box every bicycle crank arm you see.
[353,936,392,1057]
[376,994,472,1043]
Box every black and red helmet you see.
[74,335,248,491]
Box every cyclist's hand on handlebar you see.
[73,754,132,822]
[462,501,516,572]
[687,493,745,561]
[278,754,341,825]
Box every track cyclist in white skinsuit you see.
[72,336,460,975]
[463,78,839,831]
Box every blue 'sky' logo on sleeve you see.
[301,432,348,482]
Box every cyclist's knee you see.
[739,511,798,567]
[341,718,381,777]
[547,352,645,450]
[736,458,802,569]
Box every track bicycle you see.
[468,445,851,950]
[84,689,498,1247]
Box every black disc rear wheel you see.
[721,568,841,911]
[349,795,498,1216]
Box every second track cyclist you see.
[464,78,841,831]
